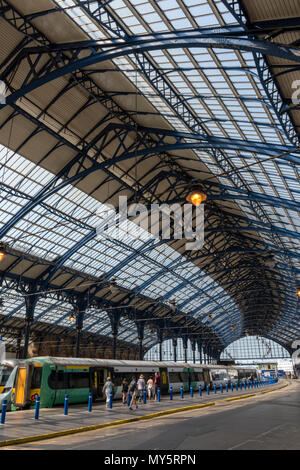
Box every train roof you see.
[19,357,257,370]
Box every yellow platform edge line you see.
[0,401,216,448]
[225,382,289,402]
[225,393,256,402]
[259,383,289,395]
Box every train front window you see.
[31,368,43,389]
[0,366,12,387]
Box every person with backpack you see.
[102,376,114,408]
[137,374,145,403]
[128,376,138,410]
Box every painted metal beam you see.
[2,32,300,111]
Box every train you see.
[0,357,260,410]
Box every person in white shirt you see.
[137,374,145,403]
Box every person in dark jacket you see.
[128,376,138,410]
[121,378,128,406]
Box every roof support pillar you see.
[23,288,38,359]
[136,320,146,361]
[16,333,22,359]
[75,296,88,358]
[109,310,122,360]
[172,338,177,362]
[182,336,188,363]
[157,328,164,362]
[191,340,196,364]
[197,339,202,364]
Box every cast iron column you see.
[136,319,146,361]
[23,288,38,359]
[75,296,88,358]
[172,337,177,362]
[182,336,188,363]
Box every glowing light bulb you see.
[186,190,207,207]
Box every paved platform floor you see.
[2,380,298,451]
[0,381,285,447]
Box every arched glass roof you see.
[221,335,291,362]
[0,0,299,354]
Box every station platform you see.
[0,381,287,448]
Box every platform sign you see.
[261,369,276,379]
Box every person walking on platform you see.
[121,378,128,406]
[154,372,160,401]
[147,376,154,400]
[102,376,114,408]
[128,376,138,410]
[137,374,145,403]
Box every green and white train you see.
[0,357,259,410]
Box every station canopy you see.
[0,0,299,355]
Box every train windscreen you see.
[0,365,13,387]
[0,364,18,406]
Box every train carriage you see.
[0,357,260,410]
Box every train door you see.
[203,368,211,388]
[90,368,105,400]
[159,368,169,394]
[188,368,197,391]
[14,363,33,408]
[181,367,190,392]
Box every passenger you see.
[121,378,128,406]
[128,376,138,410]
[102,376,114,408]
[154,372,160,401]
[147,376,154,400]
[137,374,145,403]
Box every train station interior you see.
[0,0,299,454]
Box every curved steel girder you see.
[213,303,300,332]
[179,285,291,315]
[220,1,299,147]
[206,225,300,240]
[208,191,299,213]
[2,31,300,110]
[3,120,296,247]
[0,0,271,204]
[190,247,300,262]
[1,270,225,348]
[200,304,288,328]
[187,281,296,318]
[0,102,296,342]
[120,257,292,324]
[1,5,298,237]
[221,334,292,357]
[1,264,225,347]
[0,3,296,346]
[1,120,296,300]
[268,324,300,343]
[0,122,152,240]
[0,123,260,345]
